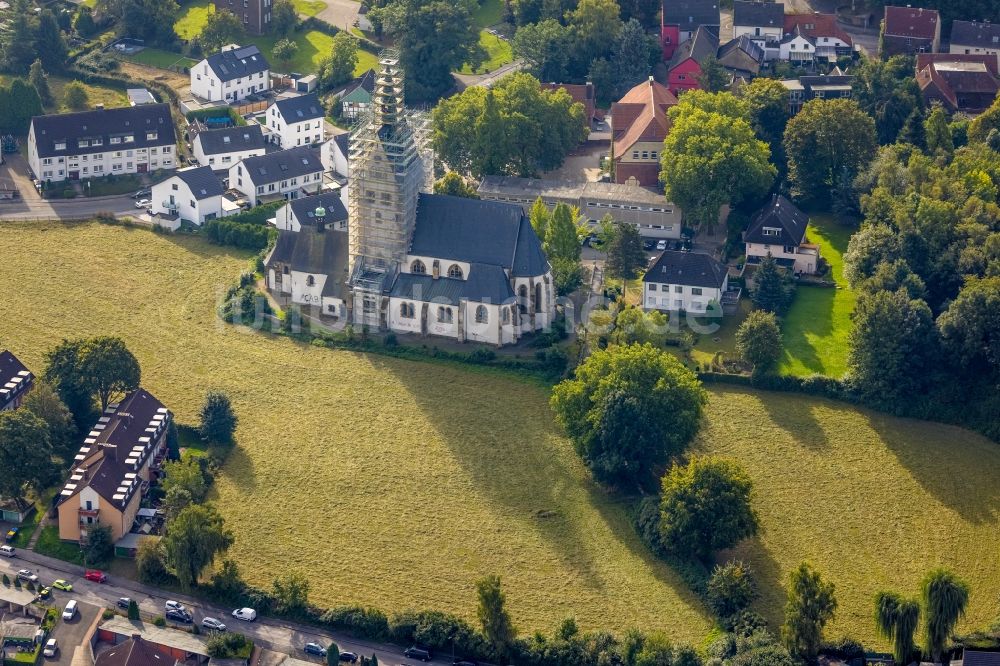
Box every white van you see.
[0,545,15,557]
[62,600,77,621]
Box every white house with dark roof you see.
[228,146,324,206]
[57,389,171,543]
[950,20,1000,67]
[266,192,350,316]
[321,132,350,177]
[266,93,325,148]
[192,124,266,170]
[150,166,231,225]
[733,0,784,44]
[190,44,271,103]
[744,194,820,274]
[28,104,175,184]
[643,250,729,315]
[0,351,33,412]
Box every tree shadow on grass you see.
[780,285,836,375]
[713,385,831,450]
[721,537,786,629]
[865,411,1000,525]
[216,440,258,494]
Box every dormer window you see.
[54,141,66,150]
[146,131,158,140]
[762,227,781,236]
[110,137,121,144]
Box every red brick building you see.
[881,5,940,57]
[916,53,999,113]
[611,78,678,187]
[661,0,720,60]
[212,0,272,35]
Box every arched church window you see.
[411,260,426,274]
[447,264,463,279]
[475,305,488,324]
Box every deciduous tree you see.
[272,38,299,68]
[199,390,238,443]
[550,343,706,489]
[273,572,311,617]
[697,56,728,93]
[921,569,969,664]
[44,338,95,429]
[397,0,482,102]
[22,380,76,461]
[735,310,781,373]
[512,19,569,83]
[937,276,1000,378]
[707,561,758,620]
[0,410,53,509]
[782,563,837,661]
[603,221,646,281]
[63,80,89,110]
[433,172,479,198]
[658,457,759,560]
[162,504,233,590]
[81,336,141,411]
[476,574,516,651]
[199,9,245,54]
[271,0,299,35]
[318,31,358,90]
[874,591,920,666]
[34,10,67,72]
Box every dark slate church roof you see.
[744,194,808,246]
[390,263,516,305]
[288,191,347,226]
[409,193,549,278]
[643,250,728,289]
[268,227,347,277]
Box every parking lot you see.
[45,599,101,666]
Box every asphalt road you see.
[0,550,462,666]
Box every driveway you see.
[542,141,606,182]
[314,0,360,30]
[45,600,101,666]
[0,154,42,202]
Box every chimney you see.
[131,634,141,642]
[95,104,104,111]
[648,76,654,86]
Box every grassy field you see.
[126,48,198,70]
[174,0,376,75]
[461,31,513,74]
[778,215,857,377]
[1,222,998,648]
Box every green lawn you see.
[779,214,857,377]
[460,30,512,74]
[472,0,503,27]
[2,222,999,649]
[175,1,375,75]
[34,526,84,565]
[126,48,197,70]
[0,74,128,113]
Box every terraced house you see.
[57,389,171,543]
[28,104,176,184]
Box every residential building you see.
[266,93,325,148]
[212,0,272,35]
[97,617,209,666]
[642,250,730,315]
[322,132,349,177]
[661,0,720,59]
[959,650,1000,666]
[192,124,266,170]
[478,175,683,239]
[266,193,350,316]
[57,389,171,543]
[881,5,940,57]
[28,104,175,184]
[733,1,784,45]
[778,24,820,62]
[916,53,1000,114]
[127,89,157,106]
[346,50,553,346]
[340,69,375,120]
[717,34,766,78]
[95,634,175,666]
[780,71,855,113]
[540,82,597,124]
[610,77,678,186]
[950,21,1000,67]
[229,146,324,206]
[667,26,720,96]
[0,351,33,412]
[150,166,231,225]
[744,194,820,274]
[781,13,854,61]
[190,45,271,103]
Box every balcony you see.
[161,201,178,212]
[78,507,99,517]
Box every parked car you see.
[51,580,72,592]
[339,652,358,663]
[0,545,15,557]
[643,239,654,251]
[62,600,77,621]
[133,189,151,199]
[37,586,51,600]
[404,647,432,662]
[17,569,39,584]
[164,600,186,612]
[201,617,227,632]
[84,570,108,583]
[43,639,58,657]
[166,608,193,624]
[656,239,667,251]
[5,527,18,542]
[135,198,152,210]
[231,607,257,622]
[33,629,47,646]
[116,597,131,609]
[453,660,478,666]
[304,643,327,657]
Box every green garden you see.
[1,221,998,648]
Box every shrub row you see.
[203,218,276,250]
[226,201,284,226]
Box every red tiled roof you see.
[782,13,852,47]
[611,78,678,157]
[540,82,596,121]
[916,52,998,77]
[916,58,999,111]
[883,5,939,39]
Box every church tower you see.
[347,49,432,327]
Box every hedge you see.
[226,201,284,226]
[203,218,276,250]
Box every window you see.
[651,151,658,160]
[399,302,415,319]
[305,275,315,287]
[410,259,426,274]
[691,288,702,296]
[674,285,683,293]
[632,150,639,159]
[171,183,178,191]
[475,305,488,324]
[649,284,657,291]
[447,264,463,279]
[437,306,453,323]
[762,227,781,236]
[502,307,510,324]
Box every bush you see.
[102,608,115,620]
[153,616,167,627]
[1,573,8,585]
[127,599,140,621]
[706,561,758,620]
[319,606,389,641]
[388,610,490,660]
[206,632,253,659]
[203,218,275,250]
[469,347,497,364]
[199,390,238,444]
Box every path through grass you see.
[1,222,997,648]
[779,215,857,377]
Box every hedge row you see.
[203,218,276,250]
